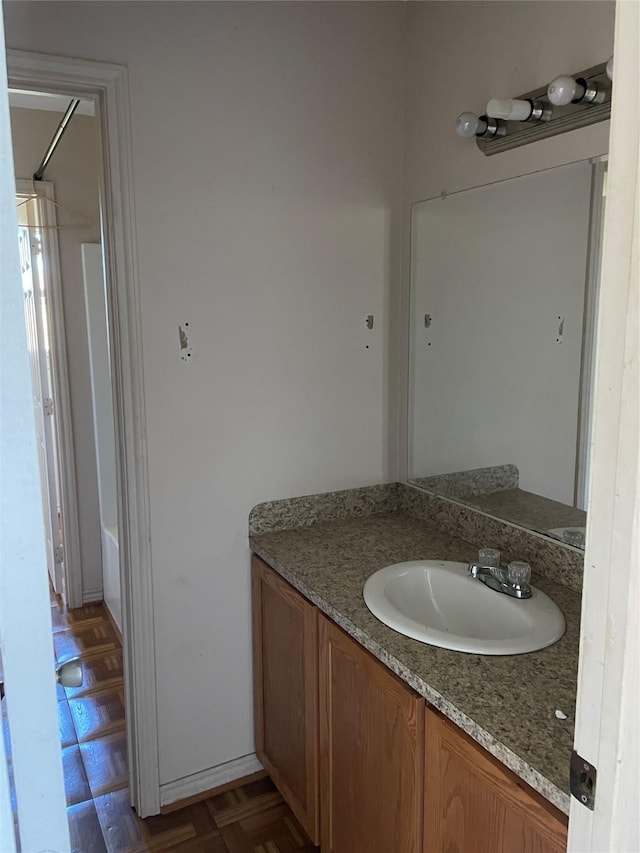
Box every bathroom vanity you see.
[249,484,581,852]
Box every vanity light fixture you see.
[456,60,611,156]
[547,75,605,106]
[455,112,504,139]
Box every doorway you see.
[6,49,159,818]
[12,94,119,615]
[10,83,129,823]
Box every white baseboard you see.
[83,587,104,604]
[159,753,264,808]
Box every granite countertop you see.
[467,488,587,537]
[250,511,580,815]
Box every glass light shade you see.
[547,75,586,106]
[455,112,487,138]
[486,98,532,121]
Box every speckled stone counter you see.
[250,510,580,815]
[411,469,587,547]
[458,488,587,540]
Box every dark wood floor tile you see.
[59,700,77,748]
[67,799,108,853]
[80,729,129,797]
[217,802,314,853]
[207,779,283,828]
[62,744,92,806]
[140,800,219,849]
[94,788,147,853]
[54,621,118,662]
[65,649,124,699]
[68,685,126,743]
[50,602,106,633]
[95,789,221,852]
[166,830,229,852]
[238,775,278,799]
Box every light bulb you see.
[455,112,487,138]
[547,75,586,106]
[486,98,532,121]
[606,56,613,80]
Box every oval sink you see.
[363,560,565,655]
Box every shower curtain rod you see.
[33,98,80,182]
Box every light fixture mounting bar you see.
[477,62,610,157]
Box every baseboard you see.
[159,753,264,808]
[82,587,104,604]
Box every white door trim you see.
[6,48,160,816]
[15,178,83,608]
[569,0,639,850]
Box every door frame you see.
[7,48,160,817]
[568,0,639,849]
[15,179,83,607]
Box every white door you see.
[17,219,63,593]
[0,10,70,851]
[569,1,640,850]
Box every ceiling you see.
[8,88,95,117]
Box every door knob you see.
[56,657,83,689]
[0,657,83,697]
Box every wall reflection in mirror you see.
[408,158,607,550]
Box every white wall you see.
[82,243,121,630]
[3,1,406,789]
[396,0,615,479]
[10,106,103,600]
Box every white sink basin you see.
[363,560,565,655]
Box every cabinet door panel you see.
[424,707,567,853]
[320,615,424,853]
[252,556,319,843]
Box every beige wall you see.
[3,0,407,791]
[10,106,103,600]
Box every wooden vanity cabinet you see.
[252,556,568,853]
[319,614,425,853]
[251,555,319,844]
[424,707,568,853]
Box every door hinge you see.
[44,397,54,416]
[55,544,64,564]
[570,750,597,810]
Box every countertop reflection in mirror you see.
[408,158,607,550]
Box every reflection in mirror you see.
[408,158,607,550]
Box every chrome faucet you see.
[468,559,532,599]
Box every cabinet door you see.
[320,615,424,853]
[252,556,319,844]
[424,707,568,853]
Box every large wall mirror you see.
[408,157,607,550]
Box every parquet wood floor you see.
[4,589,316,852]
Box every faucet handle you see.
[507,561,531,586]
[478,547,500,567]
